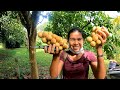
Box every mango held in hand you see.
[86,26,109,47]
[38,31,68,50]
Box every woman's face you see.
[68,31,84,52]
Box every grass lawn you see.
[0,43,52,79]
[0,43,110,79]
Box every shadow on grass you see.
[0,48,16,60]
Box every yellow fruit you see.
[86,36,92,42]
[42,31,48,37]
[41,37,47,43]
[46,35,52,40]
[96,26,101,30]
[63,44,68,49]
[92,26,101,33]
[59,37,63,42]
[91,32,96,37]
[59,40,64,46]
[55,42,60,47]
[59,46,63,50]
[96,39,101,44]
[90,41,96,47]
[38,32,43,38]
[56,36,61,42]
[92,34,98,41]
[92,26,97,32]
[63,39,67,43]
[52,34,57,38]
[47,41,51,45]
[48,32,53,35]
[51,38,56,44]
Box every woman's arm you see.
[50,54,64,79]
[44,44,64,79]
[90,30,107,79]
[90,46,106,79]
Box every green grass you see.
[0,44,52,79]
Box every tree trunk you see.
[28,26,39,79]
[18,11,39,79]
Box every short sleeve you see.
[59,51,65,62]
[85,51,97,62]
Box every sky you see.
[38,11,51,25]
[104,11,120,18]
[38,11,120,25]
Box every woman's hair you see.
[67,27,85,40]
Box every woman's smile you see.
[73,46,80,50]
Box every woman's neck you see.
[68,51,83,61]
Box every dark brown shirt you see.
[60,50,97,79]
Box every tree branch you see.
[31,11,41,28]
[81,19,91,30]
[18,11,32,36]
[18,11,28,29]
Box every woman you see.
[44,27,106,79]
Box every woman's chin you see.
[73,49,79,52]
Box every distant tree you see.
[105,16,120,59]
[1,11,25,48]
[112,16,120,25]
[36,22,48,32]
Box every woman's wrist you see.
[96,44,102,49]
[53,54,59,58]
[96,45,103,57]
[53,51,62,60]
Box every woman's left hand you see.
[96,29,108,49]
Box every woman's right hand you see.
[44,44,60,55]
